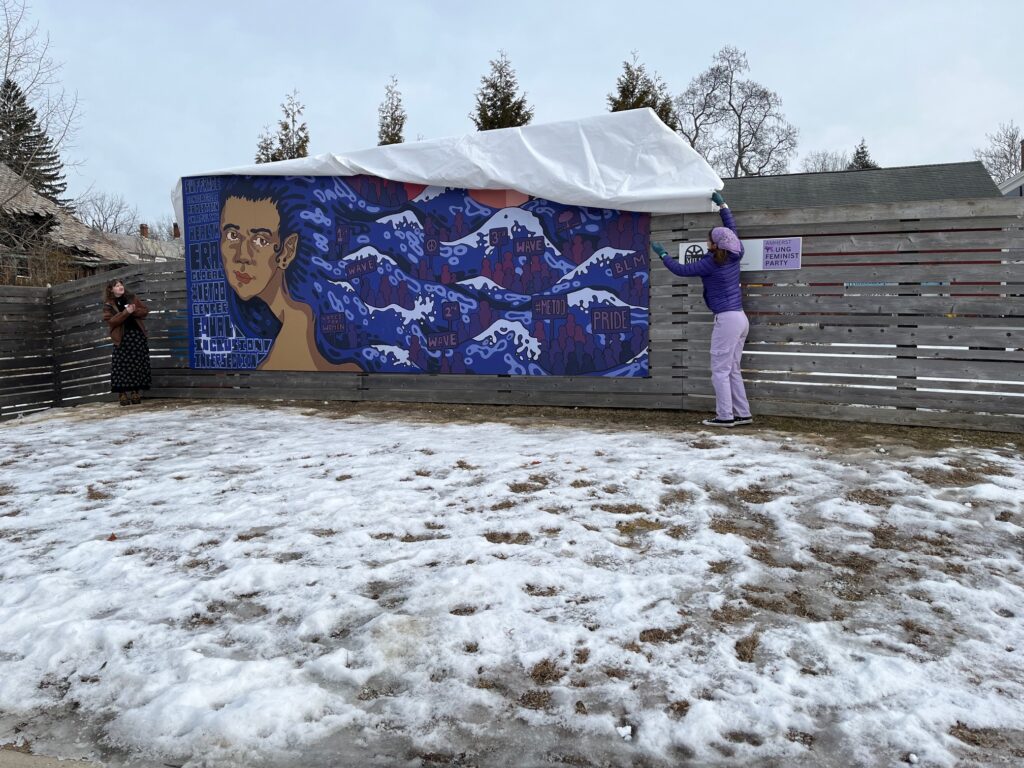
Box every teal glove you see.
[651,241,669,259]
[711,191,725,207]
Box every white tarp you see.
[171,108,721,224]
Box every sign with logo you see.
[678,236,802,271]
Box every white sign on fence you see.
[678,236,802,272]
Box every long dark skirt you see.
[110,326,152,393]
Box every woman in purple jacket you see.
[651,191,752,428]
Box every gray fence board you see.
[3,200,1024,431]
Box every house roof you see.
[104,232,185,261]
[721,161,1001,211]
[0,163,134,266]
[998,168,1024,195]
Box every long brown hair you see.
[103,279,134,305]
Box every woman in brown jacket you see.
[103,279,151,405]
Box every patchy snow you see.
[0,403,1022,768]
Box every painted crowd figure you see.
[651,191,753,428]
[103,279,152,406]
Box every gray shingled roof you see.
[721,161,1001,211]
[0,162,134,266]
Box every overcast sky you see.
[28,0,1024,225]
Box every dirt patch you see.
[710,514,774,541]
[570,479,595,488]
[573,648,590,665]
[845,488,897,507]
[524,584,559,597]
[949,723,1024,757]
[811,547,877,574]
[735,632,760,663]
[519,690,552,710]
[509,474,551,493]
[659,488,694,507]
[668,700,690,719]
[597,503,648,515]
[484,531,533,545]
[0,484,13,496]
[399,532,448,543]
[491,499,518,511]
[690,439,719,450]
[335,474,353,482]
[86,485,112,501]
[907,466,983,487]
[529,659,564,685]
[449,605,478,616]
[615,518,665,536]
[639,625,688,644]
[455,459,478,470]
[736,485,783,504]
[708,560,731,574]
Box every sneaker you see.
[733,415,753,426]
[130,391,141,405]
[118,392,129,407]
[701,417,736,428]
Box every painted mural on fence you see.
[181,175,650,376]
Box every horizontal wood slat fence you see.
[3,197,1023,432]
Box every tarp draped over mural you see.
[175,109,724,377]
[182,176,651,376]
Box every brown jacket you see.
[103,295,150,346]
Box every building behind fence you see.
[2,198,1022,432]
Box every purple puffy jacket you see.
[658,206,744,314]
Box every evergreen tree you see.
[470,50,534,131]
[847,139,880,170]
[607,52,678,131]
[377,75,407,146]
[0,78,68,205]
[255,90,310,163]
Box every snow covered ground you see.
[0,402,1022,768]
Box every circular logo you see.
[684,245,705,264]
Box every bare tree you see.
[149,214,177,241]
[675,46,798,177]
[974,120,1022,184]
[800,150,850,173]
[75,190,139,234]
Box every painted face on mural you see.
[220,197,299,301]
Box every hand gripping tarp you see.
[171,108,722,223]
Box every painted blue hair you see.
[218,175,367,367]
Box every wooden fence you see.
[2,197,1022,431]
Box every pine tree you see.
[847,139,880,170]
[377,75,407,146]
[470,50,534,131]
[0,78,68,205]
[607,52,678,131]
[255,90,310,163]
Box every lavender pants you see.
[710,310,751,421]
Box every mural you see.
[182,175,650,376]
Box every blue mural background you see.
[182,174,650,376]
